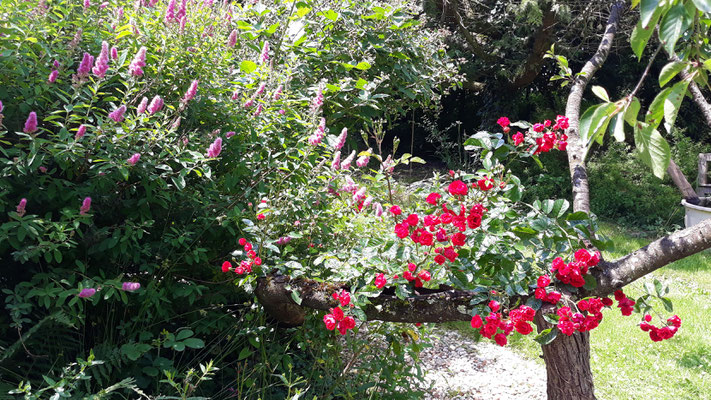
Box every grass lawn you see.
[447,222,711,400]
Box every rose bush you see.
[0,0,458,397]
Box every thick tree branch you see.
[565,1,625,214]
[509,6,557,89]
[680,70,711,127]
[592,218,711,296]
[255,275,473,325]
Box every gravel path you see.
[419,330,547,400]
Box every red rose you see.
[406,213,419,226]
[418,270,431,282]
[323,314,337,330]
[488,300,500,312]
[494,333,508,346]
[426,192,441,205]
[537,274,551,288]
[221,261,232,273]
[374,273,387,288]
[477,178,494,191]
[390,205,402,215]
[451,232,466,246]
[512,132,524,145]
[471,315,483,328]
[514,321,533,335]
[496,116,510,128]
[448,180,468,196]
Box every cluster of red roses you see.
[497,115,569,153]
[556,297,609,336]
[533,274,561,304]
[323,290,357,335]
[470,301,536,347]
[640,314,681,342]
[614,289,636,316]
[551,248,601,288]
[221,237,262,274]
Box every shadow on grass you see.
[677,345,711,373]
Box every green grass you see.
[447,222,711,400]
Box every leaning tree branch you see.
[565,1,625,214]
[592,218,711,296]
[255,275,474,325]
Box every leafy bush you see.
[0,0,457,396]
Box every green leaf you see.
[355,78,368,90]
[290,289,302,305]
[692,0,711,13]
[118,166,129,181]
[659,61,687,87]
[610,113,625,142]
[644,87,672,129]
[633,121,671,179]
[580,103,616,155]
[631,7,662,59]
[583,275,597,290]
[624,97,641,126]
[238,347,253,361]
[659,4,692,56]
[355,61,371,70]
[566,211,589,221]
[239,60,257,74]
[591,85,610,101]
[176,329,193,340]
[663,79,690,133]
[640,0,661,28]
[534,328,558,345]
[660,297,674,312]
[183,338,204,349]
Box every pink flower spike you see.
[165,0,177,23]
[129,47,147,77]
[260,41,269,64]
[335,127,347,150]
[137,97,148,114]
[108,105,127,122]
[100,1,108,8]
[255,82,266,96]
[147,95,163,114]
[78,288,96,298]
[80,197,92,215]
[23,112,38,133]
[310,84,324,112]
[92,41,110,79]
[331,150,341,170]
[340,150,355,170]
[16,198,27,217]
[227,29,238,47]
[273,84,283,100]
[225,131,236,139]
[254,103,263,116]
[75,124,87,140]
[127,153,141,166]
[83,0,90,9]
[76,52,94,78]
[183,80,199,103]
[356,150,370,168]
[110,46,118,60]
[53,60,60,69]
[207,137,222,158]
[121,282,141,291]
[48,70,59,83]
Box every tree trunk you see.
[542,2,624,399]
[535,312,596,400]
